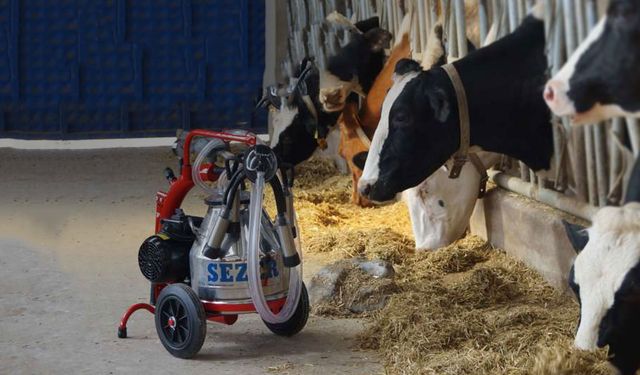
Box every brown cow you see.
[338,23,412,207]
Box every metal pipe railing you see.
[277,0,630,220]
[490,171,598,220]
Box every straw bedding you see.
[288,158,612,374]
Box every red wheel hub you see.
[168,316,176,329]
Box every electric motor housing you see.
[138,234,192,283]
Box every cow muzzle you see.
[358,179,397,204]
[320,87,347,112]
[544,79,577,119]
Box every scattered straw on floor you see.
[312,261,398,317]
[282,158,611,374]
[357,237,610,375]
[291,157,414,256]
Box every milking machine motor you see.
[118,129,309,359]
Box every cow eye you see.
[392,110,411,127]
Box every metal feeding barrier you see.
[280,0,632,221]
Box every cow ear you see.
[365,28,392,52]
[352,151,368,170]
[427,88,450,123]
[394,59,422,76]
[354,16,380,33]
[562,220,589,254]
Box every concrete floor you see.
[0,147,381,375]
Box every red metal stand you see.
[155,129,257,232]
[118,303,156,338]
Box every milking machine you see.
[118,129,309,359]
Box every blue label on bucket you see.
[207,260,279,284]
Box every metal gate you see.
[282,0,632,221]
[0,0,266,140]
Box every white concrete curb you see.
[0,134,270,150]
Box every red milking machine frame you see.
[117,129,287,338]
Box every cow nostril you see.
[544,84,555,102]
[360,183,371,197]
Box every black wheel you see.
[263,282,309,337]
[154,284,206,359]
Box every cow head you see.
[320,15,392,113]
[358,59,460,202]
[544,0,640,124]
[259,59,340,166]
[566,203,640,375]
[402,152,499,250]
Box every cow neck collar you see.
[441,63,474,179]
[439,63,489,197]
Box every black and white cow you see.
[544,0,640,125]
[565,171,640,375]
[319,13,392,112]
[262,59,343,168]
[547,2,640,373]
[265,15,388,169]
[358,9,552,202]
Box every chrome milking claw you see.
[244,144,278,183]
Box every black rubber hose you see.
[222,169,246,215]
[269,176,288,215]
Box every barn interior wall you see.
[0,0,268,140]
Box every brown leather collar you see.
[442,64,488,198]
[441,63,470,179]
[469,153,489,198]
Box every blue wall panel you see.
[0,0,266,139]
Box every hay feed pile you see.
[291,157,414,262]
[358,237,610,375]
[281,158,610,374]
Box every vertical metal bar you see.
[544,0,564,190]
[453,0,467,57]
[516,0,525,23]
[395,0,404,36]
[447,1,459,59]
[516,0,531,186]
[392,0,399,37]
[593,123,609,206]
[386,0,395,39]
[551,3,565,76]
[489,0,503,39]
[609,118,625,203]
[585,125,598,205]
[526,0,535,10]
[479,0,489,45]
[574,0,586,42]
[562,0,577,52]
[578,0,606,206]
[585,0,598,27]
[559,0,587,203]
[378,0,386,29]
[345,0,353,19]
[408,0,418,53]
[507,0,518,32]
[429,0,438,28]
[627,118,640,157]
[417,0,427,52]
